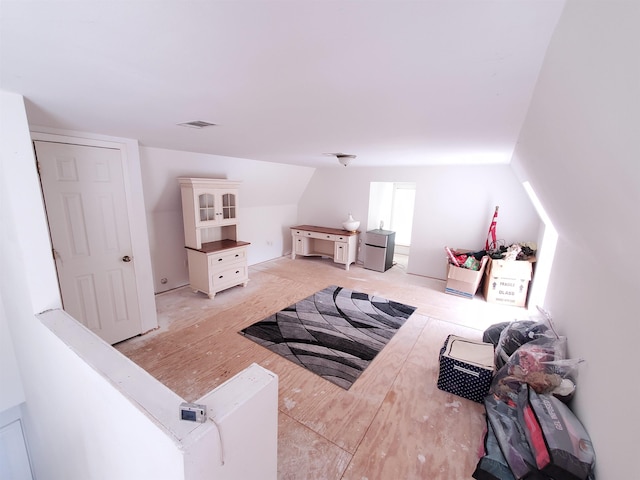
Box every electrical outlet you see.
[179,402,207,423]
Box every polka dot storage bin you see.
[437,335,495,403]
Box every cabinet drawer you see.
[208,248,246,268]
[210,264,248,289]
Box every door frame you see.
[31,127,158,336]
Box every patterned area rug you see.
[239,285,417,389]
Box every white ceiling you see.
[1,1,565,168]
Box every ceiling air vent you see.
[177,120,217,129]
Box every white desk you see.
[290,225,359,270]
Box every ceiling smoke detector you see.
[177,120,217,129]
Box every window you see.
[389,183,416,246]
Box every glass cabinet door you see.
[221,193,237,220]
[199,193,216,222]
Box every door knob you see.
[122,255,132,262]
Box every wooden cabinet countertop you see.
[291,225,359,236]
[185,239,251,254]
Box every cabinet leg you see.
[207,292,216,299]
[242,281,249,287]
[291,252,296,260]
[345,263,350,271]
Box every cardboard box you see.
[445,253,489,299]
[483,257,535,307]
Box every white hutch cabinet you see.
[178,178,250,298]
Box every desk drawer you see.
[293,229,332,239]
[301,230,337,241]
[292,229,352,242]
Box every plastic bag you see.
[490,336,583,403]
[494,310,558,369]
[483,321,510,347]
[484,395,545,480]
[518,386,596,479]
[473,416,517,480]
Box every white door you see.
[34,140,143,344]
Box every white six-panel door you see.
[34,140,142,344]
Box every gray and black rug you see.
[239,285,417,389]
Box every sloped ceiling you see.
[0,0,564,168]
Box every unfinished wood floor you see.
[115,255,527,480]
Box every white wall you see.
[1,91,279,480]
[0,296,24,413]
[510,1,640,477]
[139,146,315,292]
[298,164,541,279]
[1,90,183,479]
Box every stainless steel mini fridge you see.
[363,229,396,272]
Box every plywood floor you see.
[115,255,528,480]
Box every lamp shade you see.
[336,154,355,167]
